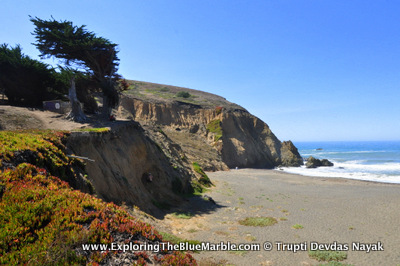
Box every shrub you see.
[176,91,191,98]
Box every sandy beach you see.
[163,169,400,265]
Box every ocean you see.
[280,141,400,184]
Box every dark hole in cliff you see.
[141,172,153,184]
[171,177,183,195]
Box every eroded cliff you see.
[66,122,193,216]
[116,81,303,170]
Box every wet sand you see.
[168,169,400,265]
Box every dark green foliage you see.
[176,91,191,98]
[190,180,208,195]
[0,44,61,106]
[30,16,121,115]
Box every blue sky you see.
[1,0,400,141]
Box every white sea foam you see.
[280,161,400,184]
[291,141,400,184]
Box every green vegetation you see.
[317,262,353,266]
[171,212,194,219]
[206,119,223,141]
[176,91,191,98]
[31,16,122,118]
[192,162,213,187]
[0,130,196,265]
[0,130,83,184]
[73,127,110,133]
[292,224,304,229]
[238,217,278,227]
[0,44,63,106]
[229,250,248,256]
[160,232,201,253]
[144,87,175,99]
[308,250,348,262]
[190,180,209,196]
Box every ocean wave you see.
[333,161,400,172]
[280,160,400,184]
[307,150,385,155]
[279,166,400,184]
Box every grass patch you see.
[190,180,209,196]
[73,127,110,133]
[279,217,288,221]
[308,250,348,262]
[229,250,248,256]
[192,162,213,187]
[206,119,223,141]
[292,224,304,229]
[159,232,201,253]
[245,234,257,241]
[317,262,353,266]
[171,212,194,219]
[239,217,277,227]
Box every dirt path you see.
[0,105,91,130]
[162,169,400,265]
[0,105,127,131]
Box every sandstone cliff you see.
[116,80,303,170]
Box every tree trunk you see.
[100,79,117,119]
[66,76,87,122]
[102,94,112,119]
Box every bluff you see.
[66,122,193,217]
[116,80,303,170]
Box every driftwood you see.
[67,155,95,162]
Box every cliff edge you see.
[117,80,303,170]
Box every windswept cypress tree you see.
[30,16,120,120]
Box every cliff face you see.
[117,83,303,170]
[66,122,193,216]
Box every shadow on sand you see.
[151,194,227,220]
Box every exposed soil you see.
[0,104,128,131]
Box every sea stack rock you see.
[280,141,304,167]
[306,156,334,168]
